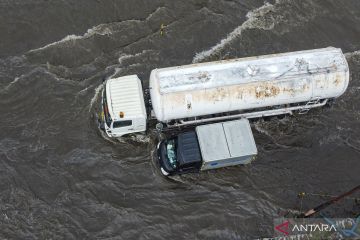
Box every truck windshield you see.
[103,88,112,127]
[166,139,177,169]
[113,120,132,128]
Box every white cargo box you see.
[195,119,257,171]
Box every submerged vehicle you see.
[100,47,349,137]
[157,119,257,176]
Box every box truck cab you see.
[157,119,258,176]
[101,75,147,138]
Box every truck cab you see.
[101,75,147,138]
[157,131,203,175]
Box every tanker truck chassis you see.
[154,97,328,131]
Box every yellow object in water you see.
[160,23,165,36]
[298,192,306,198]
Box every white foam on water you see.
[345,50,360,59]
[27,23,118,54]
[89,83,103,112]
[28,34,83,53]
[253,121,273,138]
[130,134,150,143]
[108,67,122,79]
[74,84,93,105]
[98,129,119,145]
[113,50,153,76]
[118,54,134,65]
[168,175,189,184]
[5,67,69,92]
[27,7,161,55]
[192,1,279,63]
[5,77,20,90]
[118,50,153,65]
[113,134,150,144]
[145,6,165,21]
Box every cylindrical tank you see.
[150,47,349,122]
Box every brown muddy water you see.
[0,0,359,239]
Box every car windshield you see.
[166,139,177,168]
[102,88,112,127]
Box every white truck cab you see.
[101,75,147,138]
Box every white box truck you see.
[156,119,257,176]
[100,47,349,138]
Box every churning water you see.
[0,0,359,239]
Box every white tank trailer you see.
[100,47,349,137]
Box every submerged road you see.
[0,0,359,239]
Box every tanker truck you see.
[100,47,349,138]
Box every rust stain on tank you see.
[186,86,231,103]
[227,84,252,100]
[166,79,314,109]
[254,83,280,99]
[281,83,309,96]
[211,87,228,102]
[333,73,342,86]
[165,79,313,109]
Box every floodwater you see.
[0,0,359,239]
